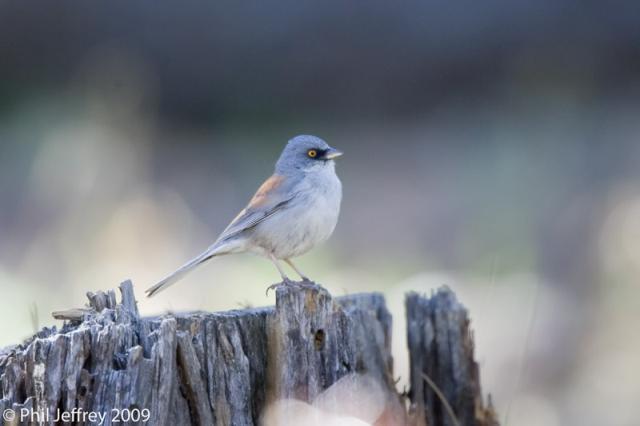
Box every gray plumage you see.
[146,135,343,297]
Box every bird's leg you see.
[284,258,311,282]
[269,255,290,282]
[266,254,292,295]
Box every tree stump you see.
[406,290,498,426]
[0,281,497,425]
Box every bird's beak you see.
[323,147,343,160]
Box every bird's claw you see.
[265,283,278,296]
[265,277,317,296]
[265,278,293,296]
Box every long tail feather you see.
[145,248,217,297]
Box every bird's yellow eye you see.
[307,149,318,158]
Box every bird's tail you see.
[145,245,220,297]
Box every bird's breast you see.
[252,168,342,259]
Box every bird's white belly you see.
[251,171,342,259]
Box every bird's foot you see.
[265,277,320,296]
[265,278,295,296]
[298,278,317,289]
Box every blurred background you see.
[1,2,639,425]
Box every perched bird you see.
[145,135,343,297]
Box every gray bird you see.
[145,135,343,297]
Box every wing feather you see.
[145,174,297,297]
[215,174,296,243]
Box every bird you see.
[145,135,343,297]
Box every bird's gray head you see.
[275,135,343,174]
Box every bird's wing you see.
[145,174,297,297]
[216,174,297,243]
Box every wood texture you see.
[0,281,394,425]
[0,281,497,426]
[406,289,498,426]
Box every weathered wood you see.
[0,281,395,425]
[406,288,498,426]
[269,285,394,402]
[1,281,497,426]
